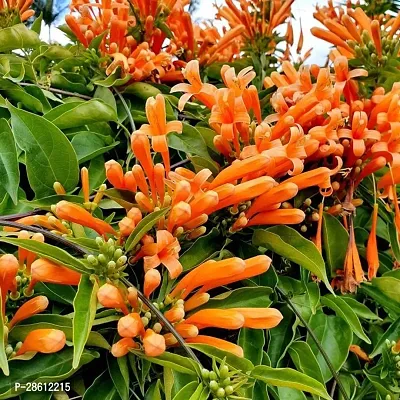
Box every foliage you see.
[0,0,399,399]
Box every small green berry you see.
[216,388,225,398]
[209,380,219,392]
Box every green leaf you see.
[124,82,162,99]
[372,276,400,302]
[321,295,370,343]
[369,317,400,358]
[194,287,273,312]
[0,348,98,397]
[131,351,198,375]
[188,344,254,372]
[305,282,320,315]
[180,227,221,271]
[168,124,211,160]
[31,13,43,34]
[0,238,88,274]
[388,221,400,262]
[238,328,265,365]
[94,86,117,112]
[0,119,19,204]
[288,341,324,384]
[322,213,349,276]
[94,67,131,87]
[71,132,119,163]
[250,366,331,399]
[189,155,219,176]
[173,382,199,400]
[8,103,79,197]
[253,227,333,293]
[277,388,307,400]
[0,79,43,113]
[340,297,381,321]
[108,353,129,400]
[0,294,9,376]
[364,371,393,398]
[73,275,99,369]
[0,24,40,52]
[35,282,76,305]
[307,314,352,382]
[44,100,117,129]
[359,283,400,317]
[125,208,170,251]
[83,371,120,400]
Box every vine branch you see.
[19,82,92,100]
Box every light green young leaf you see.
[253,227,333,293]
[73,275,99,369]
[0,24,40,52]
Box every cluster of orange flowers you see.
[0,0,34,27]
[65,0,294,82]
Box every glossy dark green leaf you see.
[0,294,9,376]
[238,328,265,365]
[322,213,349,276]
[145,379,162,400]
[195,287,273,312]
[307,314,352,382]
[359,283,400,317]
[44,100,117,129]
[173,381,199,400]
[125,208,170,251]
[71,132,119,163]
[94,86,117,112]
[82,371,120,400]
[0,24,40,52]
[0,348,98,397]
[321,295,370,343]
[8,103,79,197]
[188,344,254,372]
[73,275,99,368]
[250,366,331,399]
[370,317,400,358]
[124,82,162,99]
[253,227,332,292]
[94,67,131,87]
[0,238,88,274]
[35,282,76,305]
[0,79,43,113]
[131,351,198,375]
[364,371,393,398]
[180,227,221,271]
[267,306,295,367]
[51,72,90,95]
[168,123,211,160]
[0,119,19,204]
[288,341,324,384]
[372,276,400,302]
[277,388,307,400]
[189,155,219,176]
[108,353,129,400]
[340,297,381,321]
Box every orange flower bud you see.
[144,269,161,298]
[16,329,66,356]
[247,209,305,227]
[185,309,244,330]
[81,167,90,203]
[127,287,139,309]
[55,201,115,236]
[175,323,199,338]
[185,335,244,357]
[97,283,129,315]
[143,328,166,357]
[167,201,191,231]
[28,259,81,292]
[164,306,185,323]
[26,233,44,273]
[349,344,371,363]
[230,308,283,329]
[0,254,21,307]
[367,204,379,281]
[127,208,142,224]
[117,313,145,338]
[119,217,135,237]
[53,182,66,195]
[9,296,49,329]
[184,292,210,312]
[105,160,125,189]
[111,337,138,357]
[163,332,178,346]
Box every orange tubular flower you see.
[97,283,129,315]
[367,204,379,280]
[170,60,217,110]
[0,254,19,308]
[28,259,81,292]
[111,337,138,357]
[8,296,49,329]
[185,309,245,330]
[0,0,35,26]
[246,209,305,227]
[144,269,162,298]
[118,313,145,338]
[349,344,371,363]
[229,308,283,329]
[141,230,182,279]
[143,328,166,357]
[55,201,116,236]
[16,329,66,356]
[185,336,244,358]
[133,94,182,173]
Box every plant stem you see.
[276,287,350,400]
[121,277,202,366]
[114,89,136,132]
[18,82,92,100]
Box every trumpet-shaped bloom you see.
[143,328,166,357]
[16,329,66,356]
[9,296,49,329]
